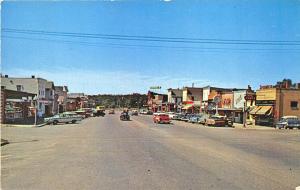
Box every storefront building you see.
[167,88,183,112]
[181,87,203,113]
[233,86,256,124]
[147,91,168,112]
[250,86,300,126]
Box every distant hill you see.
[88,93,147,109]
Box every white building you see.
[1,75,55,116]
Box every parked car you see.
[275,116,300,129]
[108,109,115,114]
[139,109,147,114]
[153,113,171,124]
[205,115,226,127]
[146,110,153,115]
[188,114,202,123]
[198,114,210,125]
[120,112,130,121]
[181,114,195,122]
[81,108,93,117]
[166,112,176,119]
[44,112,83,125]
[130,110,139,116]
[172,113,185,120]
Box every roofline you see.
[1,76,48,81]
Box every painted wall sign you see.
[256,89,276,100]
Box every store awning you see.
[249,106,261,114]
[255,106,273,115]
[182,104,193,110]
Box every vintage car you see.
[44,112,83,125]
[198,114,210,125]
[275,116,300,129]
[81,108,93,117]
[205,115,226,127]
[108,109,115,114]
[188,114,202,123]
[153,113,171,124]
[93,109,105,117]
[181,114,195,122]
[172,113,185,120]
[130,110,139,116]
[166,112,176,119]
[120,112,130,121]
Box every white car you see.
[166,112,176,119]
[44,112,83,125]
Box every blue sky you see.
[2,0,300,94]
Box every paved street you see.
[2,113,300,190]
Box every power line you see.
[2,28,300,46]
[3,35,300,52]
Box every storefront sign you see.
[150,86,161,90]
[256,89,276,100]
[244,94,256,101]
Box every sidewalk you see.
[233,123,275,130]
[1,123,47,128]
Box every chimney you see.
[4,75,8,78]
[31,75,35,79]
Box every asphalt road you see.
[2,113,300,190]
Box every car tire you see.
[53,120,58,125]
[72,120,76,124]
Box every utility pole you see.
[33,95,37,126]
[243,101,247,128]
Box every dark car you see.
[120,112,130,121]
[94,109,105,117]
[275,116,300,129]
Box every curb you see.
[1,123,47,128]
[233,126,275,130]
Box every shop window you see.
[291,101,298,110]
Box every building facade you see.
[54,86,69,113]
[147,91,168,112]
[167,88,183,112]
[181,87,203,113]
[1,75,54,117]
[250,83,300,126]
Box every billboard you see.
[233,90,246,109]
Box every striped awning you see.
[249,106,261,114]
[181,104,193,110]
[255,106,272,115]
